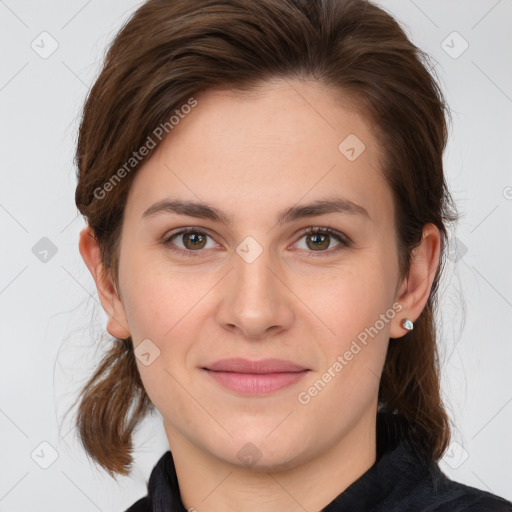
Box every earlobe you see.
[78,226,131,340]
[389,224,441,339]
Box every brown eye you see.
[163,226,350,258]
[164,228,217,256]
[305,232,331,251]
[181,231,207,250]
[295,227,350,254]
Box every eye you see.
[293,227,351,255]
[162,226,352,257]
[163,228,218,256]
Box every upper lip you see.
[203,358,308,374]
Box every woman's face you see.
[110,79,405,469]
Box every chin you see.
[214,428,308,472]
[220,446,306,473]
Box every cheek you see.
[297,255,396,404]
[120,258,216,399]
[305,259,396,344]
[297,265,393,407]
[123,265,199,418]
[120,253,208,340]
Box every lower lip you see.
[203,369,309,395]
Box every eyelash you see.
[162,226,352,258]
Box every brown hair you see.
[73,0,457,477]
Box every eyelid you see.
[162,226,221,257]
[162,225,352,256]
[299,226,353,247]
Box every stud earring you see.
[401,318,414,331]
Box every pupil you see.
[309,233,328,250]
[187,233,204,248]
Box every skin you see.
[79,78,441,512]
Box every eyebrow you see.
[141,197,370,225]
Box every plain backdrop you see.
[1,0,511,510]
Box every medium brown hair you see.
[72,0,457,477]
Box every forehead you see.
[124,79,392,225]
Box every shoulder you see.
[122,451,171,512]
[430,468,512,511]
[124,496,150,512]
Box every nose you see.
[215,246,294,340]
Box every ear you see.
[389,223,441,339]
[78,225,131,339]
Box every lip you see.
[202,358,309,395]
[204,358,308,373]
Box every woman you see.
[72,0,512,510]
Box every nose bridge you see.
[217,239,293,338]
[234,245,274,302]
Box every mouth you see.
[201,358,310,395]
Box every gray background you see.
[1,0,511,510]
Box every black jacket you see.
[125,412,512,511]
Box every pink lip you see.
[205,357,307,373]
[202,358,309,395]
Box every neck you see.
[164,407,378,512]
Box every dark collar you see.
[138,412,511,512]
